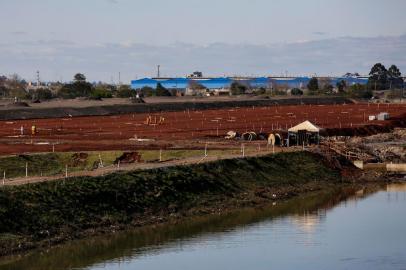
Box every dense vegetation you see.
[230,81,248,95]
[0,152,341,240]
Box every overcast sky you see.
[1,0,406,82]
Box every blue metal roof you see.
[331,77,368,85]
[196,78,232,89]
[270,77,312,88]
[250,77,270,88]
[131,76,369,90]
[131,78,158,89]
[160,78,189,89]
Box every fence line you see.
[1,145,298,186]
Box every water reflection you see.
[387,183,406,192]
[290,211,325,234]
[1,184,405,270]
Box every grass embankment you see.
[0,149,241,179]
[0,151,347,255]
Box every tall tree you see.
[307,77,319,94]
[230,82,247,95]
[388,65,403,89]
[58,73,93,98]
[74,73,86,83]
[336,80,347,93]
[368,63,388,90]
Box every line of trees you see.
[306,77,373,98]
[367,63,403,90]
[304,63,404,98]
[0,74,28,99]
[0,73,178,101]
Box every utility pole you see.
[157,65,160,78]
[118,72,121,86]
[36,71,40,87]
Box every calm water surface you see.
[1,184,406,270]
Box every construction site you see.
[0,101,405,183]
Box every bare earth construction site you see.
[0,101,405,155]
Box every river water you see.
[1,183,406,270]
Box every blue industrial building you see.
[130,76,368,92]
[131,77,233,90]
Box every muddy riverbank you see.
[0,151,386,257]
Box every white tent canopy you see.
[288,120,321,133]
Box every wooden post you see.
[117,160,120,169]
[159,149,162,162]
[204,143,208,157]
[25,162,28,178]
[99,154,104,168]
[241,144,245,157]
[52,143,55,153]
[3,171,5,185]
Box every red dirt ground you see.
[0,103,405,155]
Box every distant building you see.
[130,76,368,95]
[26,81,52,91]
[131,77,232,94]
[188,71,203,78]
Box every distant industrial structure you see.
[131,73,369,95]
